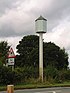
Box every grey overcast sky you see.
[0,0,70,66]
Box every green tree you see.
[43,42,69,70]
[16,35,39,67]
[16,35,69,70]
[0,41,10,65]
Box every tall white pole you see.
[35,16,47,82]
[39,33,43,82]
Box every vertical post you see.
[35,16,47,82]
[12,66,14,71]
[7,85,14,93]
[39,33,43,82]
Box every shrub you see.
[14,66,39,84]
[44,66,58,83]
[0,66,14,85]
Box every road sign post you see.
[7,48,16,70]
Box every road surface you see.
[0,87,70,93]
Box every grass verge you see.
[14,82,70,90]
[1,82,70,91]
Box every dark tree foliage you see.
[16,35,39,67]
[43,42,68,70]
[16,35,69,70]
[0,41,10,65]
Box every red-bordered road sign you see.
[8,48,16,58]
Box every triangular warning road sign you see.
[8,48,16,58]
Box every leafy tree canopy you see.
[44,42,68,69]
[0,41,10,65]
[16,35,69,70]
[16,35,39,67]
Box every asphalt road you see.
[1,87,70,93]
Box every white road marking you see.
[52,91,56,93]
[35,90,61,93]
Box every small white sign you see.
[8,58,14,66]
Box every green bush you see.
[14,67,24,84]
[57,70,70,82]
[0,66,14,85]
[14,66,39,84]
[1,65,70,85]
[44,66,58,83]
